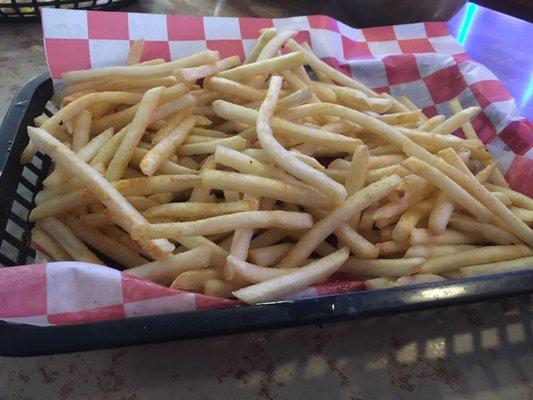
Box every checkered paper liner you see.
[0,8,531,326]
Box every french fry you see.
[244,28,277,64]
[485,183,533,210]
[510,206,533,223]
[402,157,492,222]
[106,86,164,181]
[286,40,377,97]
[176,236,228,268]
[201,170,332,209]
[63,50,220,83]
[43,127,113,187]
[212,100,361,151]
[214,146,300,185]
[140,116,196,176]
[72,110,91,152]
[39,217,101,264]
[217,51,306,81]
[31,227,72,261]
[402,142,533,246]
[28,127,174,259]
[430,106,481,135]
[248,242,293,267]
[226,255,296,284]
[125,247,210,285]
[418,115,445,131]
[130,147,196,175]
[250,230,287,249]
[340,257,425,277]
[63,214,148,268]
[125,39,145,66]
[176,135,247,156]
[404,244,480,258]
[233,248,349,303]
[206,76,268,101]
[391,199,434,242]
[393,274,446,286]
[257,76,347,202]
[144,200,256,220]
[459,256,533,277]
[376,240,409,256]
[420,245,531,273]
[410,228,485,245]
[279,175,402,268]
[132,210,313,240]
[448,214,521,245]
[171,268,220,291]
[428,192,454,235]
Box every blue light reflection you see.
[519,73,533,108]
[457,3,478,45]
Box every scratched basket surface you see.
[0,8,531,326]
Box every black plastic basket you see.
[0,0,136,22]
[0,72,532,357]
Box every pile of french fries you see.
[24,30,533,304]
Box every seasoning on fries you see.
[25,28,533,304]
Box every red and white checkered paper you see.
[1,8,530,326]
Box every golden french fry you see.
[212,100,361,152]
[418,115,445,131]
[214,146,300,185]
[485,183,533,210]
[28,127,174,259]
[39,217,101,264]
[248,243,293,267]
[125,39,145,66]
[410,228,486,245]
[72,110,91,152]
[244,28,277,64]
[393,274,446,287]
[420,245,532,273]
[144,200,256,220]
[428,192,454,235]
[403,141,533,246]
[402,157,492,222]
[126,247,210,285]
[217,51,306,81]
[249,230,287,249]
[391,199,434,242]
[106,86,164,181]
[257,76,347,202]
[170,268,220,291]
[448,214,521,245]
[31,227,72,261]
[132,210,313,240]
[404,244,481,258]
[459,256,533,277]
[279,175,402,268]
[43,127,113,187]
[63,50,219,83]
[177,236,228,268]
[63,214,148,268]
[140,116,196,176]
[201,170,332,209]
[233,248,349,303]
[431,106,481,135]
[176,135,247,156]
[226,255,296,284]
